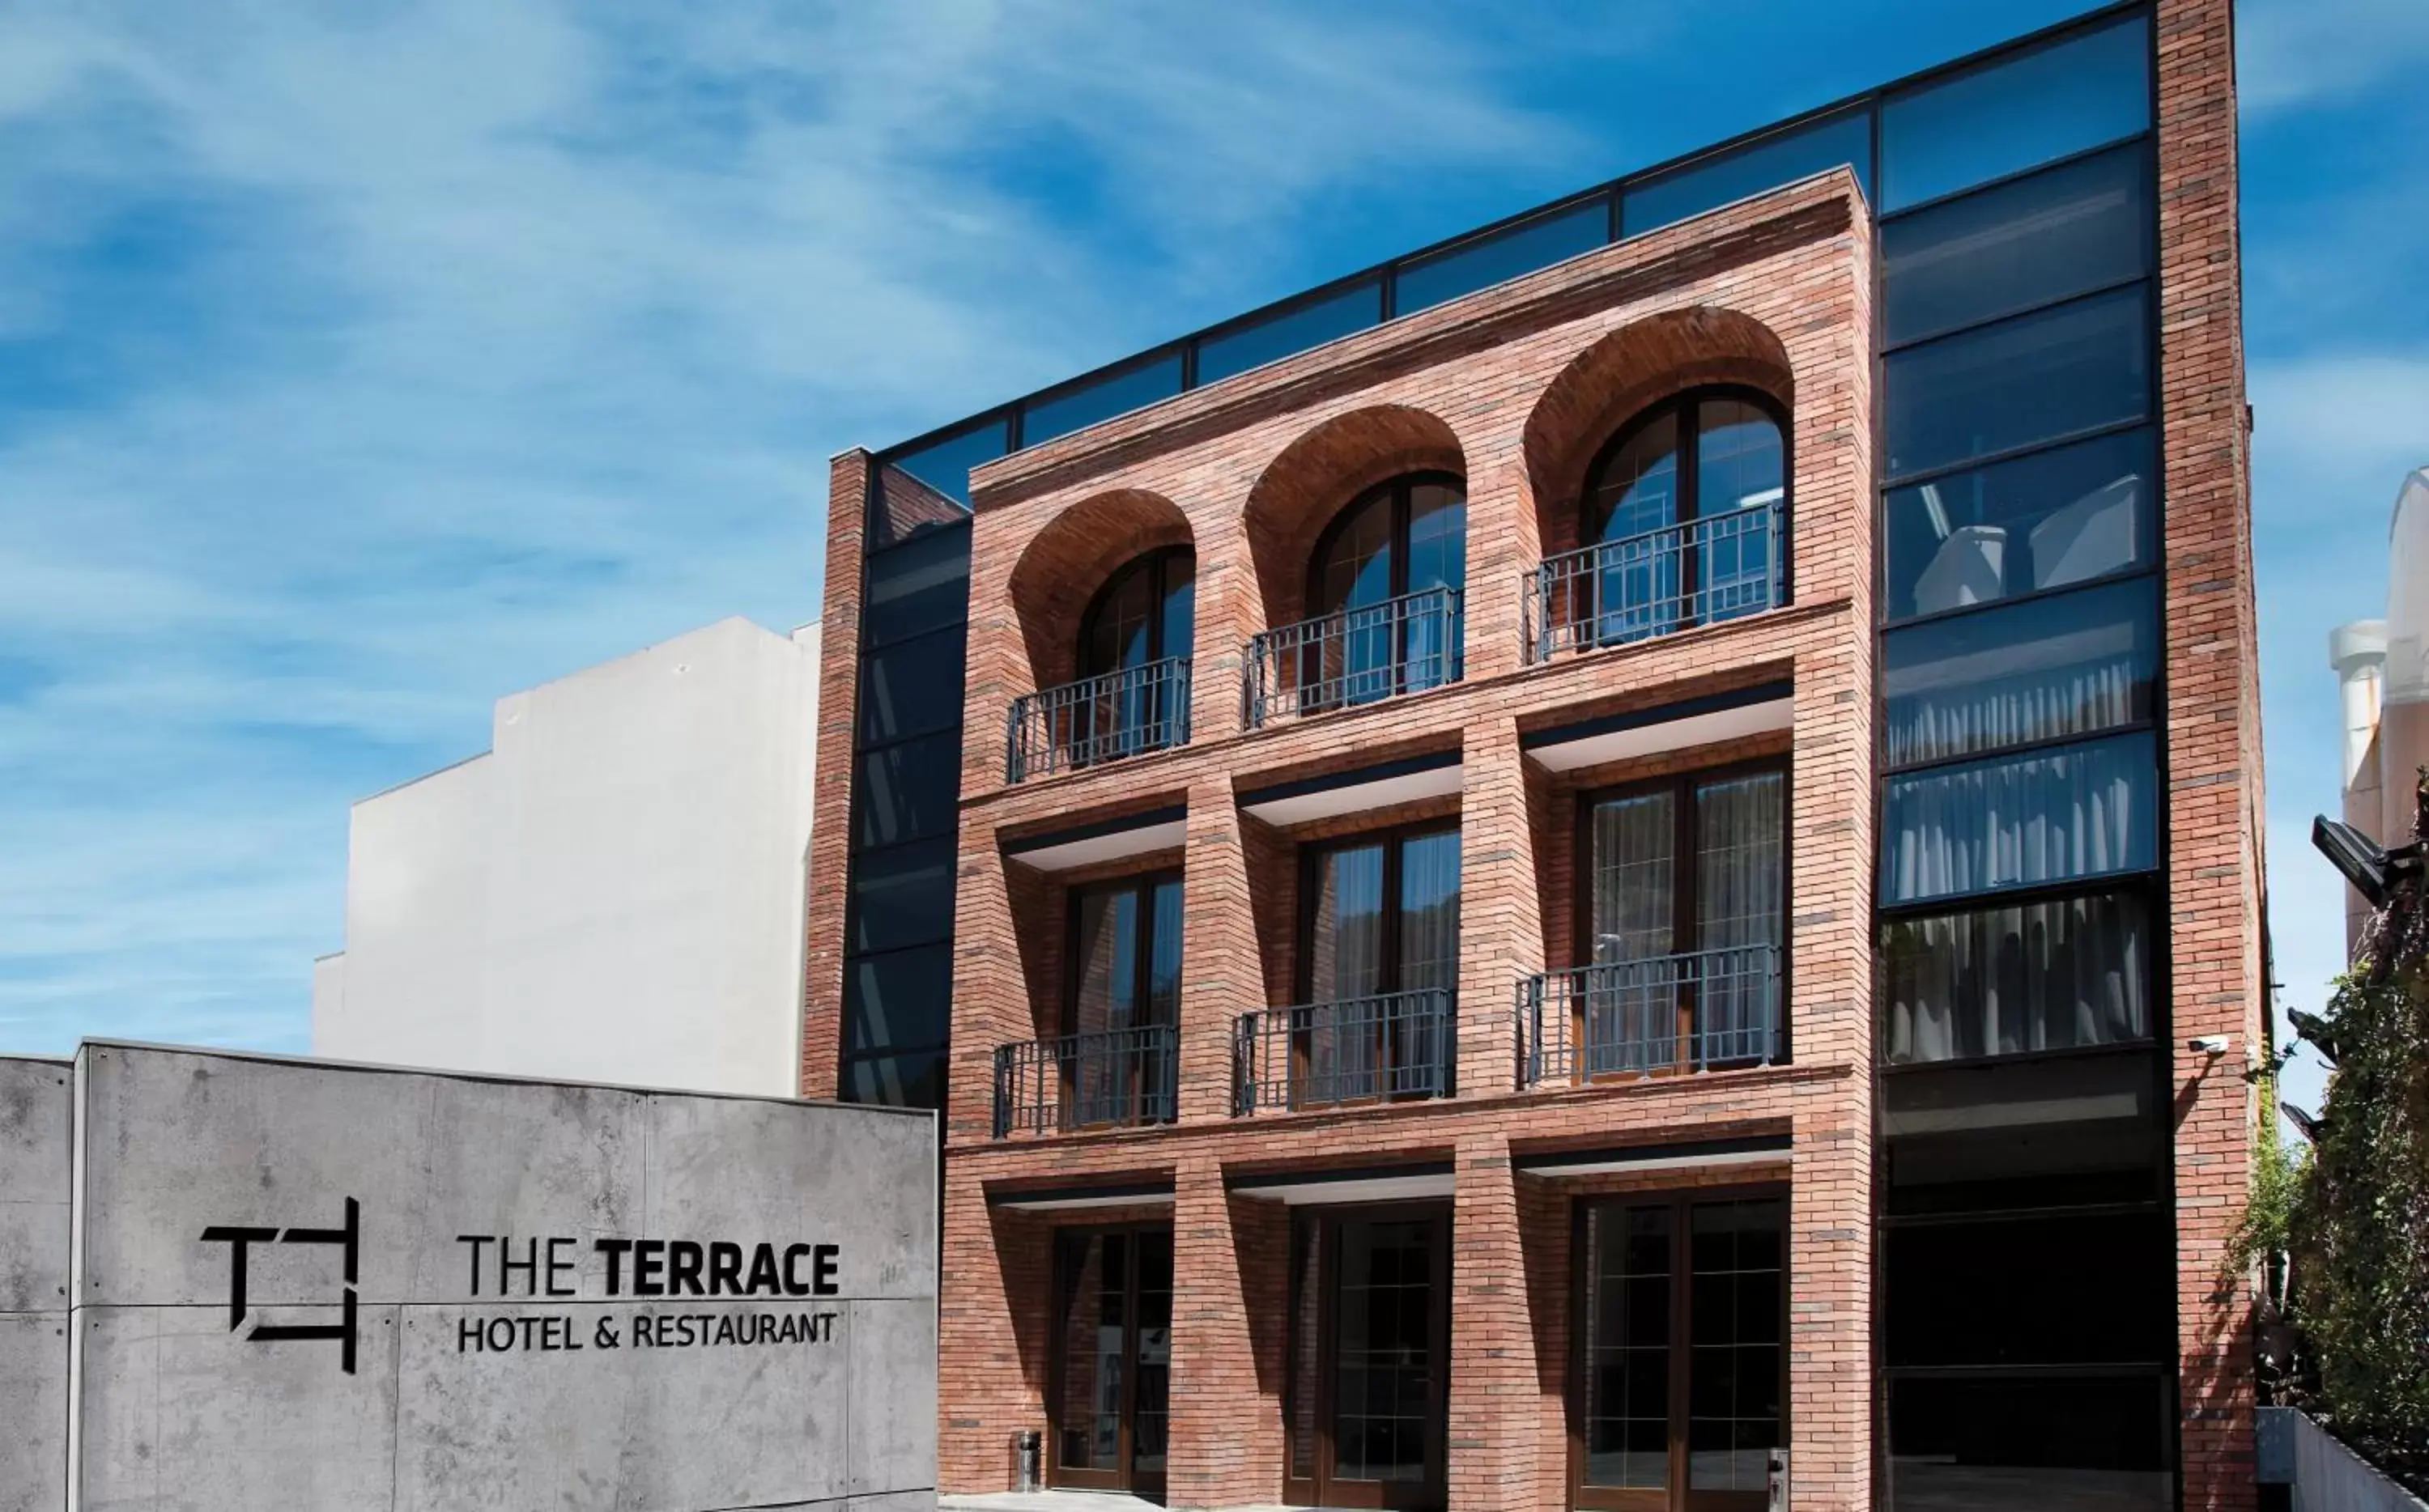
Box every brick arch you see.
[1242,404,1467,632]
[1008,488,1195,694]
[1521,306,1796,559]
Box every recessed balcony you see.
[1525,501,1783,664]
[1517,945,1784,1088]
[1232,987,1457,1114]
[1240,587,1464,729]
[991,1023,1180,1138]
[1004,658,1192,783]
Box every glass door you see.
[1576,1191,1785,1511]
[1286,1205,1451,1510]
[1050,1225,1173,1497]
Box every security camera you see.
[2188,1035,2230,1055]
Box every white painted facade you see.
[2329,467,2429,949]
[313,617,819,1097]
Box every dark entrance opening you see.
[1285,1204,1453,1510]
[1049,1224,1172,1500]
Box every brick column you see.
[1177,773,1260,1123]
[1445,1131,1538,1510]
[2158,1,2264,1504]
[1457,717,1546,1099]
[799,450,872,1098]
[1167,1153,1289,1510]
[1457,417,1534,682]
[949,812,1027,1147]
[936,1157,1051,1493]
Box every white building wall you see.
[313,617,817,1097]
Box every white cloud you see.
[0,0,1580,1055]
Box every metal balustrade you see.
[992,1023,1180,1137]
[1004,658,1191,782]
[1241,588,1464,729]
[1525,504,1784,663]
[1517,945,1782,1087]
[1232,988,1457,1114]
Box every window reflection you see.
[1886,429,2153,621]
[1884,287,2149,481]
[1880,13,2151,213]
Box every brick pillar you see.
[949,811,1027,1147]
[937,1159,1050,1493]
[2155,2,2262,1506]
[1446,1131,1537,1510]
[1788,639,1874,1510]
[1178,773,1259,1123]
[1191,509,1257,744]
[1457,717,1545,1099]
[1458,417,1534,682]
[799,449,872,1098]
[1167,1153,1288,1510]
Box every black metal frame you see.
[1006,659,1193,782]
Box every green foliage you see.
[2287,946,2429,1450]
[2229,1065,2304,1280]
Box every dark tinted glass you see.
[840,1047,947,1111]
[1395,200,1607,316]
[853,731,962,851]
[1886,1374,2170,1483]
[1882,576,2159,770]
[1623,109,1873,236]
[1884,429,2154,621]
[863,522,971,647]
[1881,732,2157,906]
[878,418,1005,520]
[1023,352,1185,448]
[1879,14,2151,213]
[1882,145,2150,346]
[847,837,958,954]
[844,945,952,1054]
[1196,279,1382,385]
[1884,287,2148,480]
[1881,889,2152,1064]
[860,628,968,746]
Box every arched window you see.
[1302,474,1466,707]
[1070,546,1194,764]
[1576,389,1785,644]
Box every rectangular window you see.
[1882,143,2150,346]
[1881,888,2152,1064]
[875,418,1003,521]
[1394,198,1608,316]
[1879,12,2151,214]
[852,731,963,851]
[859,626,969,746]
[843,945,952,1055]
[1623,108,1874,236]
[1884,285,2149,482]
[863,525,972,648]
[1290,825,1461,1106]
[1884,428,2155,622]
[1581,767,1785,1074]
[1882,576,2159,771]
[838,1047,946,1111]
[1061,875,1183,1130]
[1195,279,1383,385]
[1880,732,2157,906]
[1579,1193,1785,1506]
[847,838,958,955]
[1022,351,1186,448]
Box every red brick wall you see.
[2155,2,2265,1507]
[916,168,1878,1509]
[799,449,872,1100]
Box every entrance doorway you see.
[1285,1204,1452,1510]
[1049,1225,1172,1499]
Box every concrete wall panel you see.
[1,1058,71,1512]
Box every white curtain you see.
[1882,890,2150,1063]
[1882,733,2154,905]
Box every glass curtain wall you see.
[1871,13,2173,1510]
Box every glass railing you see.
[1232,989,1457,1114]
[1517,945,1782,1087]
[992,1024,1180,1138]
[1526,504,1784,662]
[1241,588,1463,728]
[1004,658,1192,782]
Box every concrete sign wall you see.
[2,1057,73,1512]
[2,1042,935,1512]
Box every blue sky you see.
[2,1,2423,1115]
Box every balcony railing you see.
[1005,658,1191,783]
[1517,945,1782,1088]
[992,1023,1180,1137]
[1525,503,1783,663]
[1241,587,1463,729]
[1232,988,1457,1114]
